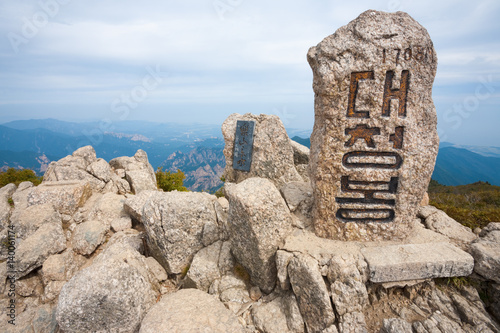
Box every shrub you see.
[0,168,42,188]
[156,168,188,192]
[428,179,500,230]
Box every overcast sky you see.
[0,0,499,146]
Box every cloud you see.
[0,0,498,143]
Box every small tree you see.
[0,168,42,188]
[156,167,188,192]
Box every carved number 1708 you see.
[382,46,433,65]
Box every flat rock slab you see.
[361,242,474,283]
[27,181,92,215]
[308,10,439,241]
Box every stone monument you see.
[307,10,439,241]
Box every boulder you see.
[72,219,109,256]
[123,190,157,222]
[40,250,86,284]
[361,242,474,283]
[308,10,438,241]
[141,191,218,274]
[16,222,66,278]
[139,289,246,333]
[288,253,336,332]
[109,149,157,193]
[222,113,302,188]
[11,181,34,210]
[56,257,157,333]
[56,234,159,333]
[86,158,111,183]
[111,216,132,232]
[381,318,412,333]
[280,181,314,218]
[87,192,128,225]
[27,180,92,215]
[252,297,295,333]
[423,209,477,249]
[185,241,223,292]
[43,145,106,191]
[470,223,500,283]
[9,203,61,239]
[225,177,293,293]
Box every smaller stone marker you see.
[232,120,255,172]
[308,10,439,241]
[222,113,303,187]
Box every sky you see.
[0,0,499,146]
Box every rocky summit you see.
[1,10,500,333]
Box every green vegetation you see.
[156,168,188,192]
[428,180,500,230]
[8,198,14,207]
[214,175,225,198]
[233,262,251,283]
[0,167,42,188]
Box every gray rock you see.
[222,113,302,188]
[86,158,112,183]
[56,257,157,333]
[87,192,128,225]
[331,280,368,316]
[126,170,157,194]
[27,180,93,215]
[110,149,157,194]
[276,250,294,290]
[43,146,106,191]
[225,177,294,293]
[16,222,66,278]
[361,242,474,283]
[413,312,466,333]
[283,292,305,333]
[10,203,61,239]
[218,241,235,275]
[214,197,230,240]
[32,303,58,333]
[252,297,294,333]
[280,181,314,218]
[144,257,168,282]
[142,191,218,274]
[338,312,368,333]
[488,283,500,322]
[380,318,412,333]
[185,241,222,292]
[290,139,310,165]
[202,219,221,247]
[288,253,336,333]
[470,239,500,283]
[0,183,16,230]
[17,273,43,297]
[42,280,66,303]
[139,289,246,333]
[295,164,310,183]
[72,219,109,256]
[308,10,438,241]
[11,181,33,210]
[417,205,440,220]
[123,190,157,222]
[41,250,86,284]
[111,216,132,232]
[424,210,477,249]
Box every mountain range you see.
[1,119,499,189]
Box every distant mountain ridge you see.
[2,119,498,189]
